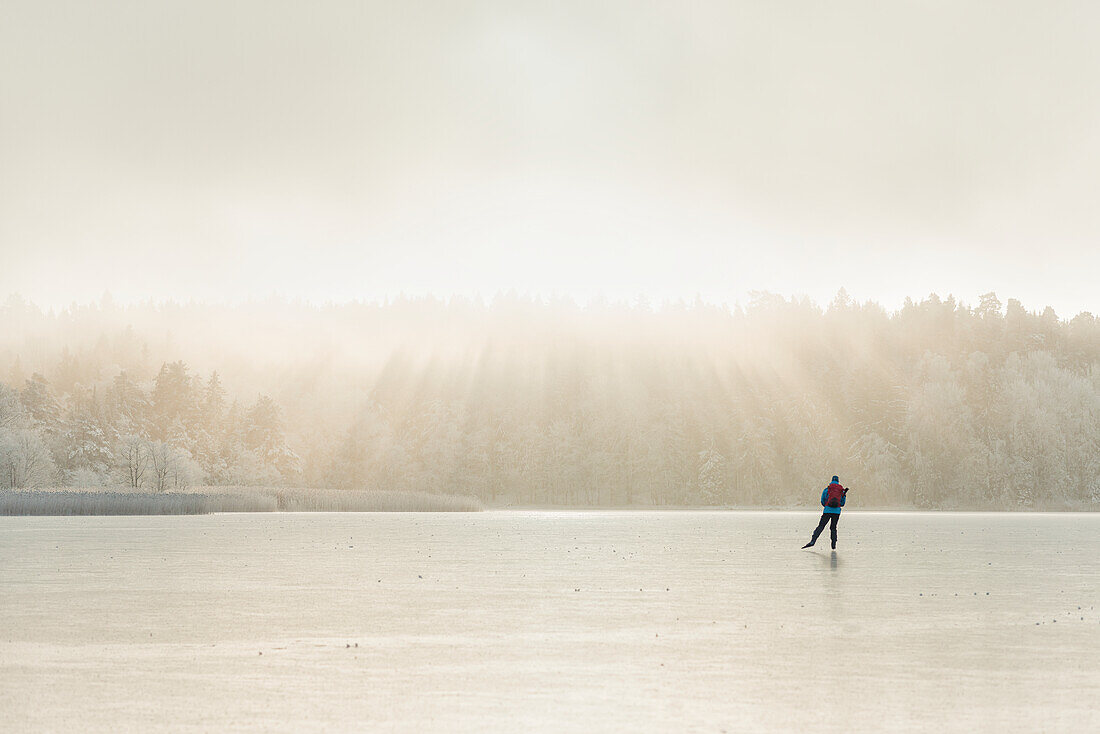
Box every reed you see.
[0,487,483,515]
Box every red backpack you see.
[825,482,845,507]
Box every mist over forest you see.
[1,291,1098,509]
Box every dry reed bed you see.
[0,487,483,515]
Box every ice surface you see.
[1,511,1099,732]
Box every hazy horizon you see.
[1,288,1094,323]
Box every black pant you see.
[809,512,840,548]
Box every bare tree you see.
[146,440,195,491]
[116,434,150,488]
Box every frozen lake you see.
[2,511,1099,732]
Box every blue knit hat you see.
[831,475,839,483]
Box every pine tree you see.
[19,374,62,434]
[107,371,149,434]
[246,395,300,479]
[151,361,198,440]
[202,372,227,433]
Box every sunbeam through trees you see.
[1,292,1098,508]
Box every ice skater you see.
[802,475,848,550]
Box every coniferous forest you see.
[1,291,1098,509]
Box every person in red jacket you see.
[802,476,848,550]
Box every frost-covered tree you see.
[115,434,150,488]
[19,374,62,433]
[695,446,728,505]
[0,427,56,488]
[151,361,198,440]
[106,371,149,434]
[202,372,226,430]
[146,440,196,491]
[63,412,114,477]
[0,383,24,429]
[245,395,300,479]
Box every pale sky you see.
[2,1,1099,315]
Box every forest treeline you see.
[1,291,1098,508]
